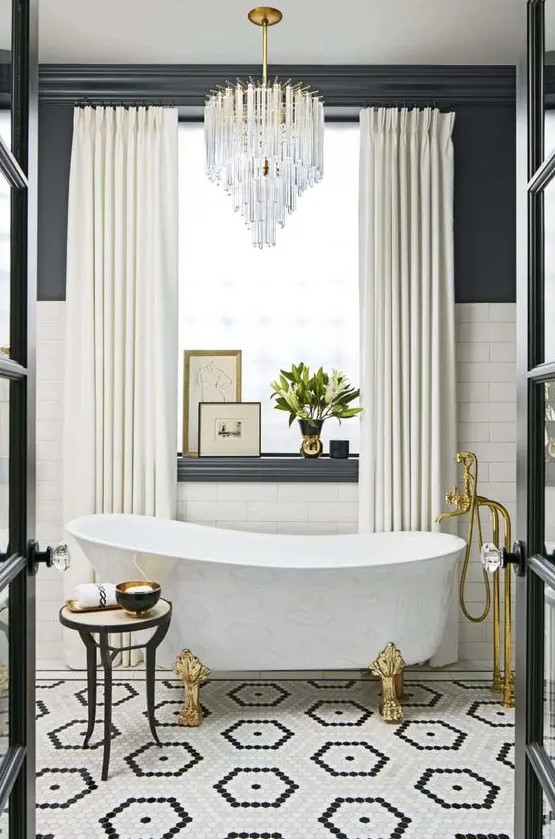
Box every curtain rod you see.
[75,97,175,108]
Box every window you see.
[178,121,360,454]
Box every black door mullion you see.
[523,568,545,838]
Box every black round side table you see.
[59,599,172,781]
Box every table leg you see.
[99,632,112,781]
[145,645,161,746]
[79,631,97,748]
[144,619,170,746]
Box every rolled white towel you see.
[74,583,117,609]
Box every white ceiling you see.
[38,0,522,65]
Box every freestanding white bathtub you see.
[67,513,465,673]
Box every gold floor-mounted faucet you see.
[436,451,514,708]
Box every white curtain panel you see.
[358,107,458,665]
[62,106,179,667]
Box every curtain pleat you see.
[62,106,179,668]
[358,106,458,665]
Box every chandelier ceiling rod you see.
[247,7,283,86]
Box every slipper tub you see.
[66,513,464,674]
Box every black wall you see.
[38,103,73,301]
[453,105,515,303]
[37,65,516,303]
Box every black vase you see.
[298,418,324,458]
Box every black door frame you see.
[0,0,39,835]
[516,1,555,836]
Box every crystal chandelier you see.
[204,7,324,248]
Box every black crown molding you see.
[38,64,516,107]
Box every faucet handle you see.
[445,486,461,507]
[480,542,502,573]
[445,485,470,512]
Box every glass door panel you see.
[546,586,555,767]
[544,178,555,363]
[545,794,555,836]
[0,583,8,764]
[546,381,555,554]
[0,0,11,146]
[0,172,9,359]
[0,379,7,558]
[546,0,555,161]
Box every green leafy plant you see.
[270,362,362,427]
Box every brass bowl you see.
[115,580,161,617]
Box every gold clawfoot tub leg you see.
[174,649,210,727]
[394,672,407,702]
[370,642,406,723]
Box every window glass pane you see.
[0,166,9,357]
[0,581,9,765]
[0,0,11,149]
[0,379,7,558]
[545,382,555,553]
[0,112,9,153]
[544,792,555,836]
[546,1,555,161]
[545,584,555,770]
[543,384,555,771]
[178,122,359,453]
[543,171,555,363]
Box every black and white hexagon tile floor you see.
[34,676,514,839]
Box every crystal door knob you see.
[480,542,502,573]
[50,543,70,572]
[480,540,526,577]
[27,539,70,574]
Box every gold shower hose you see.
[459,463,491,623]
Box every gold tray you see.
[64,599,122,614]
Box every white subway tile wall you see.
[35,301,516,667]
[36,302,65,663]
[455,303,517,665]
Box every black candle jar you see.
[329,439,349,459]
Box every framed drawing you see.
[198,402,261,457]
[183,350,242,456]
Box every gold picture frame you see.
[182,350,242,457]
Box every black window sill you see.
[177,454,359,482]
